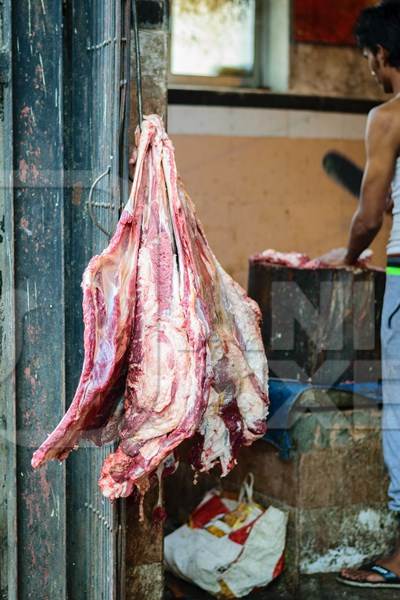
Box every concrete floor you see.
[165,572,399,599]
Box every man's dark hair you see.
[355,2,400,68]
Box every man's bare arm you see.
[345,107,397,265]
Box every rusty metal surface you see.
[64,1,126,599]
[1,1,168,597]
[11,0,67,598]
[1,0,129,598]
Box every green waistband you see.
[386,265,400,276]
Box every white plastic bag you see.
[164,474,288,598]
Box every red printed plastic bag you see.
[164,474,288,598]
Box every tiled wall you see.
[169,106,367,139]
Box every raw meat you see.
[251,249,312,269]
[252,248,378,270]
[32,116,269,500]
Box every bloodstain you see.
[26,324,39,343]
[19,159,29,183]
[20,105,31,118]
[30,163,40,183]
[72,181,83,205]
[39,468,51,502]
[221,399,244,460]
[18,159,40,185]
[152,505,167,524]
[188,432,205,470]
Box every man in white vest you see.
[330,1,400,588]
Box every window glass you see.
[170,0,256,78]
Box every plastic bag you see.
[164,474,288,598]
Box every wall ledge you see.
[168,86,381,115]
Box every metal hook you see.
[87,165,113,238]
[131,0,143,129]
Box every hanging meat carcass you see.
[32,116,269,500]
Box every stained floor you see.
[165,572,399,599]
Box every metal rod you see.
[131,0,143,129]
[87,165,112,238]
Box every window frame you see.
[168,0,265,89]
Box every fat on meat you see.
[32,115,269,500]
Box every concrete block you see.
[298,505,397,574]
[126,486,164,567]
[127,563,164,600]
[223,441,299,506]
[298,436,388,508]
[125,486,164,599]
[127,7,168,599]
[130,29,168,134]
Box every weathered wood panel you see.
[1,1,168,597]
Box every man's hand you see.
[317,247,373,267]
[317,247,349,267]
